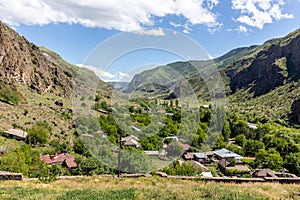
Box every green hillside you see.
[125,28,300,123]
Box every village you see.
[1,123,300,183]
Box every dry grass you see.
[0,176,299,199]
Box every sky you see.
[0,0,300,82]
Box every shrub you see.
[0,85,20,105]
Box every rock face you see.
[228,29,300,97]
[0,21,74,97]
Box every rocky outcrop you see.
[0,21,74,97]
[228,29,300,97]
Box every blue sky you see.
[1,0,299,82]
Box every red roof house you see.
[40,153,77,168]
[40,155,52,164]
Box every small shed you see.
[183,152,194,160]
[194,152,209,163]
[251,169,277,178]
[3,129,27,141]
[201,172,213,178]
[122,135,141,148]
[144,151,159,156]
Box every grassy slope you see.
[0,46,112,145]
[228,80,300,123]
[0,177,299,199]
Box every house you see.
[251,169,277,178]
[165,112,174,116]
[251,169,298,178]
[144,151,159,156]
[157,109,166,114]
[122,135,141,148]
[202,105,210,108]
[40,153,77,169]
[177,142,190,152]
[2,129,27,141]
[165,136,179,142]
[201,171,213,178]
[97,109,109,114]
[40,155,52,164]
[81,133,94,138]
[130,125,141,132]
[194,152,210,163]
[213,148,243,162]
[96,130,107,138]
[247,122,258,129]
[218,158,250,176]
[63,155,77,168]
[0,171,23,180]
[183,152,194,160]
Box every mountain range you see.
[124,28,300,123]
[1,20,300,126]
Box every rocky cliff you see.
[228,29,300,97]
[0,21,74,97]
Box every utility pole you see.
[117,129,122,178]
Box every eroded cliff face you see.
[228,30,300,97]
[0,21,74,97]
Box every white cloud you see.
[238,25,248,33]
[169,22,182,28]
[232,0,293,29]
[183,29,190,34]
[0,0,220,35]
[76,64,131,82]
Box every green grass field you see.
[0,176,299,199]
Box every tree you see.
[284,152,300,176]
[73,138,89,155]
[0,144,42,177]
[140,135,162,150]
[0,85,20,105]
[231,120,249,138]
[95,95,101,102]
[255,148,283,171]
[27,123,50,145]
[222,120,231,141]
[120,149,152,173]
[101,101,109,111]
[213,135,227,150]
[227,144,244,156]
[235,134,247,147]
[175,99,179,108]
[244,139,265,156]
[265,137,288,154]
[163,161,202,176]
[38,164,61,183]
[166,142,184,158]
[129,106,135,113]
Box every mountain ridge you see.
[125,28,300,122]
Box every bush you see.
[163,160,202,176]
[0,85,20,105]
[165,142,184,158]
[27,122,51,145]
